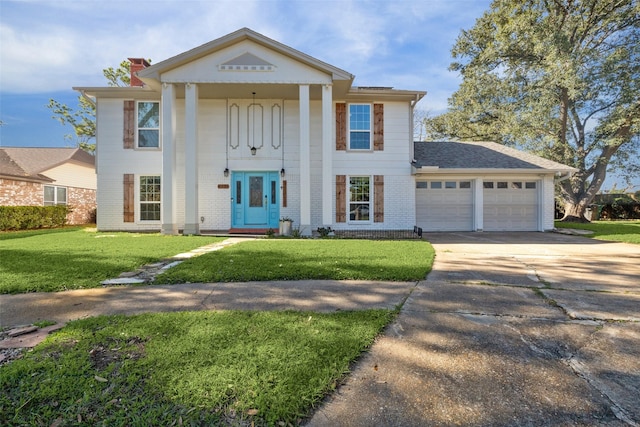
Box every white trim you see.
[347,175,373,224]
[138,174,162,224]
[135,101,161,150]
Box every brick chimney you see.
[128,58,151,87]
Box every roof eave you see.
[413,167,577,175]
[73,86,159,98]
[137,27,355,85]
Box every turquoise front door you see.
[232,172,280,228]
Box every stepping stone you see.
[7,325,38,337]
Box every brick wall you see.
[0,178,43,205]
[67,187,96,224]
[0,178,96,225]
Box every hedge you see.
[0,205,70,231]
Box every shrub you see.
[0,205,69,231]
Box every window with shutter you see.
[374,175,384,222]
[373,103,384,151]
[123,101,135,149]
[123,174,134,222]
[335,175,346,222]
[335,103,346,151]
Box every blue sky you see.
[0,0,490,143]
[0,0,633,190]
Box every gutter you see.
[554,171,573,183]
[78,90,96,107]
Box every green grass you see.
[156,239,435,284]
[0,228,225,294]
[0,309,394,426]
[555,220,640,244]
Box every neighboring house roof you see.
[0,147,95,182]
[413,141,577,174]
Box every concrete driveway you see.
[308,232,640,427]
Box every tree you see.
[48,60,141,154]
[426,0,640,221]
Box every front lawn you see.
[156,239,434,284]
[555,220,640,244]
[1,309,393,426]
[0,228,225,294]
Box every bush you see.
[0,205,69,231]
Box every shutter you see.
[282,180,288,208]
[336,175,346,222]
[374,175,384,223]
[336,103,346,151]
[374,103,384,151]
[123,174,135,222]
[123,100,135,149]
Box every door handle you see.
[264,195,268,210]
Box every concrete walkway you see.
[307,232,640,427]
[2,232,639,426]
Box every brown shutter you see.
[374,175,384,223]
[282,180,287,208]
[123,100,135,149]
[373,103,384,151]
[123,174,135,222]
[336,175,346,222]
[336,103,346,151]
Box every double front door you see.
[231,172,280,229]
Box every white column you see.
[184,83,199,235]
[161,83,178,235]
[474,178,484,231]
[321,84,333,226]
[299,84,311,235]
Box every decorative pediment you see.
[219,53,276,72]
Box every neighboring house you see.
[74,28,574,235]
[0,147,97,224]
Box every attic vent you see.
[219,52,275,72]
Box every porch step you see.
[228,228,273,235]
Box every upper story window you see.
[348,104,371,150]
[137,101,160,148]
[44,186,67,206]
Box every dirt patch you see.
[89,336,147,371]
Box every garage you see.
[416,180,473,231]
[483,180,538,231]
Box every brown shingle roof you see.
[0,147,94,182]
[413,141,576,172]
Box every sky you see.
[0,0,634,190]
[0,0,490,143]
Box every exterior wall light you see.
[224,168,229,177]
[280,168,285,177]
[251,146,257,156]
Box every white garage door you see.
[483,181,538,231]
[416,180,473,231]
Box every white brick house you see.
[75,28,574,235]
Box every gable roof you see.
[137,27,354,84]
[413,141,577,174]
[0,147,95,182]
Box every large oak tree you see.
[426,0,640,221]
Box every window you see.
[137,101,160,148]
[511,182,523,189]
[416,181,428,189]
[445,181,457,189]
[349,176,370,221]
[460,181,471,189]
[43,186,67,206]
[525,182,537,189]
[430,181,442,189]
[348,104,371,150]
[483,182,494,189]
[497,181,508,189]
[140,176,161,221]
